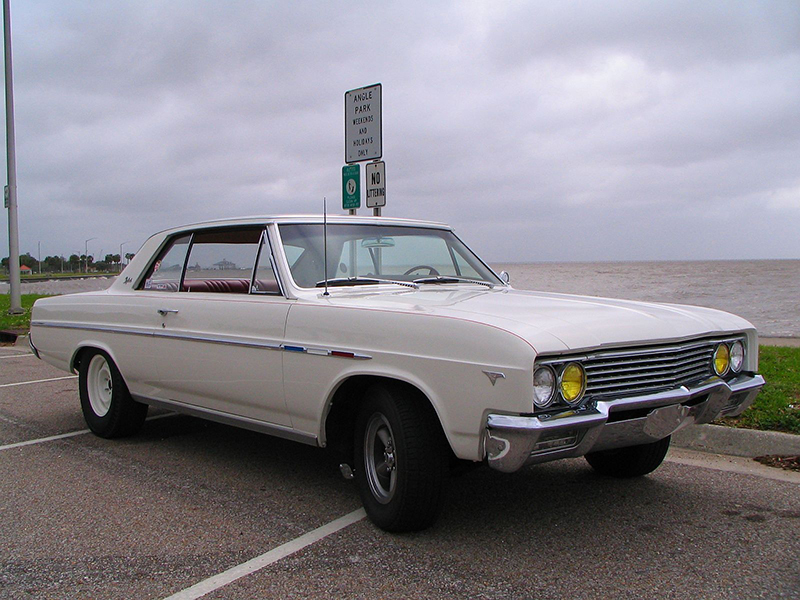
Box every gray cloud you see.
[2,0,798,263]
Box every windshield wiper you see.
[315,277,419,289]
[413,276,495,288]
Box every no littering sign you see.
[345,83,382,164]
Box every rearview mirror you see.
[361,237,395,248]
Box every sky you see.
[1,0,799,263]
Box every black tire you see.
[79,349,148,438]
[354,383,449,532]
[585,435,671,478]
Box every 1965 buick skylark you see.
[30,215,765,531]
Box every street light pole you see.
[3,0,22,314]
[119,240,131,272]
[84,237,96,274]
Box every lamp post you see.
[37,240,40,274]
[84,237,96,274]
[3,0,22,313]
[119,240,131,272]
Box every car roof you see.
[151,215,453,238]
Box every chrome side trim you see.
[151,329,283,351]
[32,321,154,338]
[132,394,318,446]
[30,321,372,359]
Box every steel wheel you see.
[86,354,114,417]
[353,383,449,532]
[79,349,148,438]
[364,412,397,504]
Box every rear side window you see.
[140,235,191,292]
[183,229,262,294]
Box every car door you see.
[144,227,294,427]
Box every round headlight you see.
[713,343,730,376]
[533,366,556,408]
[729,340,744,373]
[559,362,586,404]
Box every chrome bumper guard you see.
[484,374,765,473]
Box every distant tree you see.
[44,255,62,272]
[68,254,80,271]
[125,252,135,263]
[20,252,38,270]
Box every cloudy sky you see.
[2,1,799,263]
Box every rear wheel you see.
[354,384,449,532]
[585,436,671,478]
[79,349,147,438]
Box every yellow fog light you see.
[713,343,730,376]
[560,362,586,404]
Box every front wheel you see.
[79,349,148,438]
[584,435,671,478]
[354,384,449,532]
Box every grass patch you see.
[718,345,800,435]
[0,294,52,331]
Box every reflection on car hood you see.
[327,287,755,354]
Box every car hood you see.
[325,286,755,354]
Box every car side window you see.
[139,234,191,292]
[252,233,281,294]
[182,228,261,294]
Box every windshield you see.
[277,224,501,289]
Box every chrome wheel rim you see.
[364,413,397,504]
[87,355,113,417]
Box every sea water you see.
[492,260,800,338]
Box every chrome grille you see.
[575,338,739,399]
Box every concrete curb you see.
[672,424,800,458]
[14,334,30,349]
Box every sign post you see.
[344,83,385,216]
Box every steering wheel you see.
[403,265,440,277]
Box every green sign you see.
[342,164,361,210]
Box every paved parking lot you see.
[1,343,799,599]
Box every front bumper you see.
[484,373,765,473]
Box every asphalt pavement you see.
[1,343,798,599]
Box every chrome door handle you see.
[157,309,179,316]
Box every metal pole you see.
[84,237,96,274]
[119,241,131,272]
[3,0,21,313]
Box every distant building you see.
[213,259,236,270]
[20,265,32,274]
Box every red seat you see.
[182,279,251,294]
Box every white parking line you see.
[0,413,176,452]
[163,508,367,600]
[0,353,34,359]
[0,375,77,388]
[0,428,91,451]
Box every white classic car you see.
[30,215,764,531]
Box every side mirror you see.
[499,270,510,284]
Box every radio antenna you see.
[323,196,329,296]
